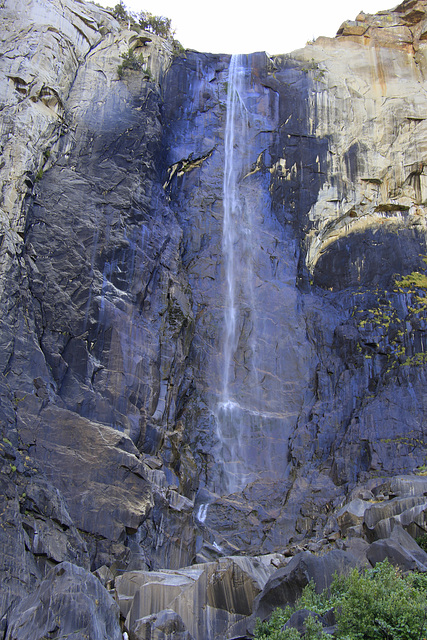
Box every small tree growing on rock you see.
[138,11,173,38]
[117,49,146,78]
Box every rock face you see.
[5,562,122,640]
[115,555,280,640]
[251,550,362,623]
[3,0,427,637]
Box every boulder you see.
[374,476,427,499]
[389,523,427,564]
[115,555,280,640]
[337,20,369,36]
[283,609,326,634]
[5,562,122,640]
[367,537,427,572]
[132,609,194,640]
[340,538,370,566]
[364,495,427,540]
[284,608,336,635]
[364,495,427,529]
[252,550,360,622]
[336,498,371,534]
[366,524,427,571]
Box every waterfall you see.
[193,53,295,533]
[222,53,249,400]
[215,54,258,495]
[191,52,290,503]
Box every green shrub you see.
[304,615,331,639]
[255,605,293,639]
[138,11,173,38]
[108,2,138,30]
[337,561,427,639]
[172,39,186,56]
[254,583,332,640]
[415,534,427,551]
[254,560,427,640]
[395,271,427,291]
[117,49,145,78]
[108,3,176,40]
[111,2,128,21]
[296,580,331,615]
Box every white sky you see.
[95,0,393,55]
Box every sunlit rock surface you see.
[3,0,427,637]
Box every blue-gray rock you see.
[367,525,427,572]
[3,0,427,637]
[5,562,122,640]
[252,550,360,622]
[284,608,335,635]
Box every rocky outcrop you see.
[0,0,196,632]
[301,0,427,275]
[131,609,195,640]
[115,555,281,640]
[251,549,361,622]
[5,562,122,640]
[110,474,427,639]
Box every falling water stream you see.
[196,53,296,526]
[215,54,259,495]
[222,54,247,400]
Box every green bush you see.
[255,606,293,640]
[337,562,427,639]
[108,3,183,58]
[111,2,128,21]
[254,560,427,640]
[108,3,176,42]
[296,580,332,615]
[304,616,331,639]
[117,49,145,78]
[138,11,173,38]
[254,583,333,640]
[415,533,427,551]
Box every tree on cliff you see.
[138,11,173,38]
[109,2,174,40]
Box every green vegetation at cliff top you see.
[109,2,183,53]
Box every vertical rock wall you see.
[0,0,198,631]
[2,0,427,637]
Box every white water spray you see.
[196,503,209,523]
[222,54,250,400]
[215,54,260,495]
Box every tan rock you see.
[284,23,427,272]
[336,498,371,535]
[115,555,280,640]
[337,20,368,36]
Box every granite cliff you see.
[2,0,427,638]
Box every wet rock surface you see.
[112,474,427,639]
[132,609,195,640]
[2,0,427,637]
[5,562,122,640]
